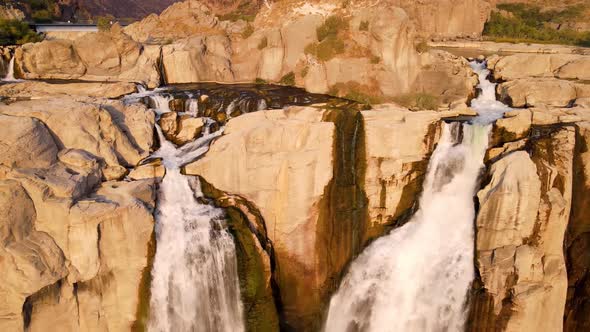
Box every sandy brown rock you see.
[15,29,161,88]
[0,98,146,168]
[392,0,491,38]
[0,81,137,99]
[470,127,575,332]
[498,78,578,107]
[0,115,58,170]
[0,180,68,332]
[490,110,532,146]
[185,106,334,329]
[129,161,166,180]
[489,53,586,81]
[361,106,442,238]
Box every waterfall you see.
[324,60,510,332]
[2,55,20,82]
[146,94,245,332]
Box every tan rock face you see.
[0,99,148,168]
[185,107,335,329]
[469,127,575,332]
[391,0,492,38]
[490,109,532,146]
[137,0,476,104]
[184,103,447,329]
[498,78,581,108]
[0,180,68,332]
[0,115,58,169]
[15,29,161,88]
[0,81,137,99]
[489,53,587,81]
[361,106,442,238]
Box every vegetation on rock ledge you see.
[0,19,42,45]
[484,3,590,47]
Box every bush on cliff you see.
[0,19,42,45]
[484,3,590,47]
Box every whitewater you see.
[324,60,510,332]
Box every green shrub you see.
[359,20,369,31]
[0,20,43,46]
[317,16,347,42]
[279,72,295,86]
[370,55,380,64]
[394,93,440,110]
[242,24,254,39]
[254,78,268,84]
[257,36,268,50]
[484,4,590,47]
[304,36,345,61]
[96,15,115,31]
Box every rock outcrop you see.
[184,103,456,329]
[15,27,162,88]
[392,0,491,38]
[489,54,590,108]
[469,126,575,332]
[0,92,158,332]
[0,81,137,99]
[0,99,152,172]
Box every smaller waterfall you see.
[2,56,20,82]
[147,94,244,332]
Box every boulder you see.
[490,110,532,146]
[129,160,166,180]
[0,115,58,170]
[490,53,583,81]
[498,78,577,108]
[175,116,205,145]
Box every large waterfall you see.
[324,60,509,332]
[145,95,245,332]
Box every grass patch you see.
[329,81,384,105]
[359,20,369,31]
[305,37,345,61]
[393,93,440,110]
[317,15,347,42]
[484,4,590,47]
[257,36,268,50]
[0,20,43,45]
[254,78,268,84]
[241,24,254,39]
[370,55,381,64]
[415,40,430,53]
[279,71,295,86]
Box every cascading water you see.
[2,55,21,82]
[324,60,510,332]
[145,94,245,332]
